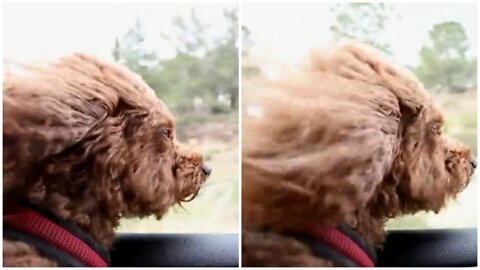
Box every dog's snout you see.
[202,165,212,176]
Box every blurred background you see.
[243,3,477,229]
[4,3,239,233]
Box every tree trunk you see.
[230,88,238,109]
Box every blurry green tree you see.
[241,25,260,78]
[415,22,477,93]
[208,8,239,109]
[330,3,397,54]
[113,17,159,72]
[113,8,238,117]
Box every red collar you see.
[302,225,376,267]
[4,201,109,267]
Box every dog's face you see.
[116,106,211,219]
[3,53,210,225]
[371,102,475,218]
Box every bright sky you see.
[243,3,477,67]
[3,3,236,62]
[3,3,476,66]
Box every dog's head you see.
[3,54,210,229]
[369,97,474,218]
[242,43,474,234]
[315,44,475,219]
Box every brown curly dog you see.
[3,54,211,266]
[242,43,476,266]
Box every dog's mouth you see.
[444,159,474,193]
[180,187,201,202]
[176,164,211,203]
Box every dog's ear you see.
[114,110,178,218]
[242,79,400,230]
[3,58,114,195]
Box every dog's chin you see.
[457,173,471,193]
[446,165,472,193]
[175,173,209,204]
[179,187,201,203]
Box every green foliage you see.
[170,10,209,56]
[330,3,397,54]
[207,8,239,108]
[114,17,159,72]
[241,25,260,78]
[242,25,253,57]
[113,8,239,119]
[210,101,232,114]
[415,22,476,93]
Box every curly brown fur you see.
[242,43,475,266]
[3,54,210,266]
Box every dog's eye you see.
[431,124,441,135]
[161,129,172,139]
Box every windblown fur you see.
[3,54,209,266]
[242,43,475,266]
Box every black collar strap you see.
[337,224,377,263]
[286,224,377,267]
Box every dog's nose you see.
[470,159,477,170]
[202,165,212,176]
